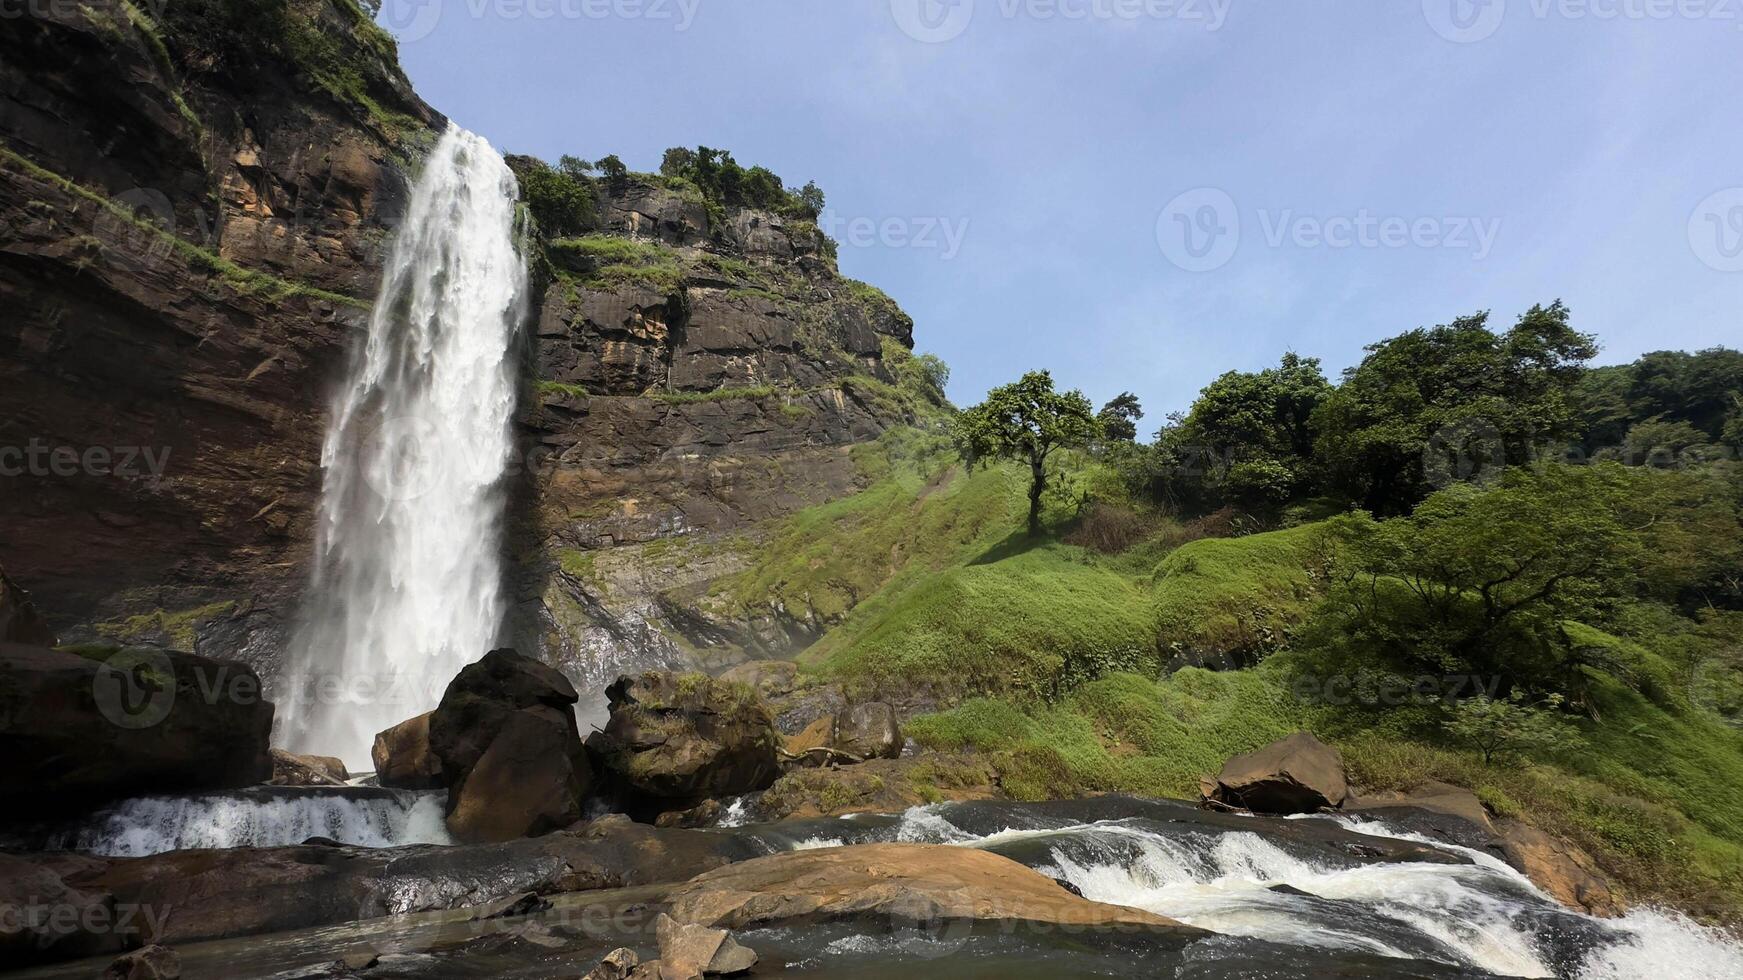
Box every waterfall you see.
[279,124,529,769]
[36,789,454,857]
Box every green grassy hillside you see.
[719,429,1743,924]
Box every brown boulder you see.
[0,565,56,646]
[582,948,641,980]
[832,702,902,760]
[445,705,589,844]
[103,944,181,980]
[664,843,1205,943]
[371,711,443,789]
[653,912,758,978]
[429,650,591,843]
[1203,731,1348,814]
[587,672,780,813]
[0,643,273,814]
[269,749,349,786]
[1497,820,1623,917]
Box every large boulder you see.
[0,643,273,814]
[831,702,902,760]
[663,843,1206,944]
[429,649,592,843]
[1202,731,1349,814]
[269,749,348,786]
[0,565,55,646]
[371,711,443,789]
[587,672,781,814]
[1497,820,1624,917]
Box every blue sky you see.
[379,0,1742,424]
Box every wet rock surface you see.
[0,643,273,814]
[664,842,1204,940]
[371,713,444,791]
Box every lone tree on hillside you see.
[1098,391,1144,442]
[955,371,1103,537]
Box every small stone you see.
[581,947,640,980]
[465,890,548,920]
[337,951,379,970]
[103,945,181,980]
[705,935,758,976]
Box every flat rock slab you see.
[664,842,1207,942]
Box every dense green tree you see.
[596,154,628,186]
[505,155,596,237]
[557,154,594,180]
[1313,302,1596,513]
[1098,392,1143,442]
[1307,462,1739,701]
[795,180,826,219]
[955,371,1103,537]
[1165,353,1332,508]
[1575,348,1743,455]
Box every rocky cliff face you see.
[0,0,929,706]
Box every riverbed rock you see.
[103,944,182,980]
[1496,819,1623,917]
[270,749,349,787]
[429,649,592,843]
[371,712,444,789]
[664,843,1206,943]
[0,643,273,814]
[582,948,640,980]
[587,672,781,814]
[0,565,56,646]
[652,913,758,978]
[1202,731,1349,814]
[9,815,761,960]
[0,852,127,965]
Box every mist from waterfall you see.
[279,124,528,769]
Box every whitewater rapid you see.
[747,800,1743,980]
[279,124,529,769]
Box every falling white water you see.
[280,125,528,769]
[42,791,453,856]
